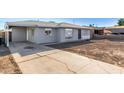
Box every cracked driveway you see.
[9,42,124,74]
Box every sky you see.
[0,18,119,30]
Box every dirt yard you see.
[48,38,124,68]
[0,46,22,74]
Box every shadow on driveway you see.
[47,40,94,49]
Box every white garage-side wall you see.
[33,28,57,44]
[12,27,27,42]
[58,28,78,43]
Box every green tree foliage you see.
[118,18,124,26]
[89,24,95,27]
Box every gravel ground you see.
[47,39,124,68]
[0,46,22,74]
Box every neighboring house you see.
[93,27,105,35]
[4,21,94,46]
[105,26,124,35]
[93,26,124,36]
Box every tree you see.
[89,24,95,27]
[49,21,55,23]
[117,18,124,26]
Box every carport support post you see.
[6,30,9,47]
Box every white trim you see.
[6,30,9,47]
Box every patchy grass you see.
[0,46,22,74]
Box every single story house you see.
[4,21,94,46]
[105,26,124,35]
[93,26,124,36]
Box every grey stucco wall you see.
[27,28,35,42]
[12,27,27,42]
[34,28,57,44]
[55,28,61,42]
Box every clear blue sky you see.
[0,18,119,30]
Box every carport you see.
[5,27,27,47]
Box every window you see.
[65,29,73,39]
[94,30,99,34]
[94,30,103,35]
[44,28,52,35]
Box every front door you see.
[78,29,81,39]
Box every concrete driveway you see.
[9,42,124,74]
